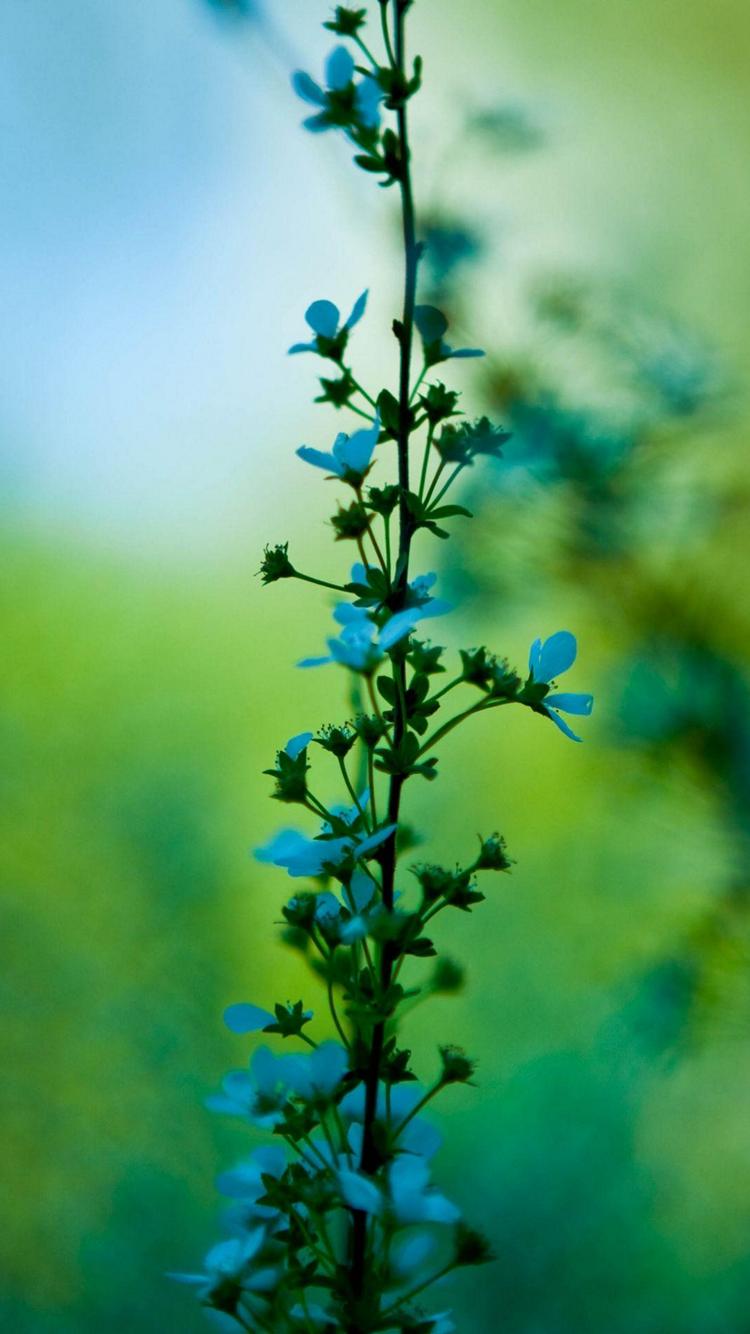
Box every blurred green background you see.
[2,1,750,1330]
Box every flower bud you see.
[439,1044,477,1085]
[476,833,512,872]
[259,542,295,584]
[454,1221,494,1266]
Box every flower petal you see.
[345,289,369,330]
[379,609,419,650]
[291,71,326,107]
[339,414,380,473]
[285,731,314,759]
[310,1040,348,1093]
[302,112,331,133]
[417,598,452,620]
[335,602,372,628]
[223,1003,275,1034]
[544,692,593,716]
[349,868,376,913]
[410,571,437,599]
[355,76,382,128]
[392,1231,434,1275]
[338,1169,382,1214]
[536,630,577,683]
[296,446,341,474]
[356,823,398,858]
[305,299,340,338]
[326,45,355,90]
[543,707,583,743]
[254,829,307,864]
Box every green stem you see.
[301,1133,332,1170]
[417,421,436,501]
[350,1,420,1319]
[367,748,378,824]
[383,513,392,576]
[305,793,333,822]
[422,457,446,507]
[338,756,371,830]
[294,1207,338,1277]
[354,35,379,68]
[365,674,389,733]
[431,674,464,702]
[327,969,351,1050]
[380,1264,457,1320]
[380,0,396,66]
[349,373,378,409]
[429,460,466,508]
[409,363,427,404]
[294,570,349,593]
[418,698,499,756]
[347,400,376,422]
[360,507,389,575]
[392,1082,443,1140]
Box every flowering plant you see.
[174,3,592,1330]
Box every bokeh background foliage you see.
[2,0,750,1330]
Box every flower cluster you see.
[176,3,595,1331]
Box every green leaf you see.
[377,388,401,433]
[429,504,473,520]
[376,675,398,704]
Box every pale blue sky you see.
[0,0,387,555]
[3,0,746,558]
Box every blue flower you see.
[528,630,594,742]
[283,731,313,760]
[340,1081,443,1160]
[282,1040,348,1102]
[222,1000,314,1035]
[299,587,450,673]
[216,1146,286,1217]
[223,1002,275,1034]
[310,868,381,943]
[167,1229,272,1304]
[391,1229,435,1276]
[387,1154,461,1226]
[255,819,397,878]
[292,47,382,137]
[289,290,368,356]
[336,1153,460,1225]
[297,414,381,483]
[338,867,379,942]
[206,1047,292,1128]
[415,304,485,365]
[338,1168,383,1215]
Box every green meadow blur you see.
[3,1,750,1331]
